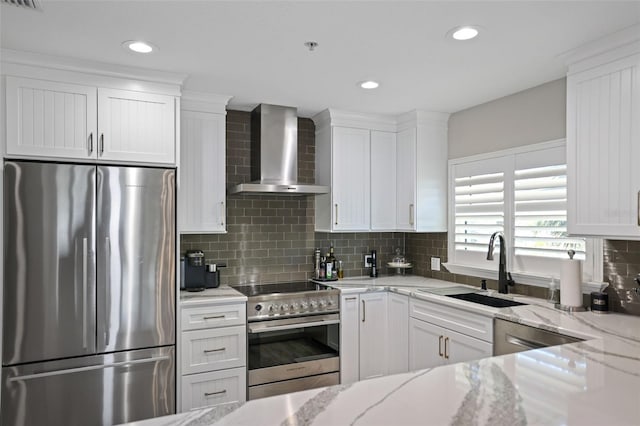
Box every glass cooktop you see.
[232,281,332,298]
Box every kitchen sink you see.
[446,292,527,308]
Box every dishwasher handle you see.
[505,334,547,351]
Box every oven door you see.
[247,313,340,400]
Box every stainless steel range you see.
[233,282,340,400]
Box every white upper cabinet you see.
[3,53,183,165]
[371,130,397,230]
[313,109,448,232]
[395,127,417,230]
[98,88,175,164]
[6,77,97,160]
[397,112,449,232]
[332,126,371,231]
[179,91,230,234]
[566,26,640,238]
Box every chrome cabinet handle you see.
[409,204,415,226]
[335,204,338,226]
[444,337,450,359]
[203,347,226,354]
[438,335,443,357]
[220,201,225,226]
[362,300,365,323]
[88,133,94,156]
[99,133,105,156]
[203,315,225,320]
[637,191,639,226]
[82,238,88,350]
[204,390,227,397]
[345,297,357,301]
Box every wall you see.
[448,78,566,159]
[180,110,405,285]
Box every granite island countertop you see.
[133,276,640,426]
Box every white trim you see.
[449,139,566,165]
[1,48,187,86]
[312,108,449,133]
[181,90,232,114]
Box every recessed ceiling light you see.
[122,40,155,54]
[359,81,379,89]
[450,26,480,41]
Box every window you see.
[446,140,602,288]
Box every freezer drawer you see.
[1,346,175,426]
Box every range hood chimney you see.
[227,104,329,195]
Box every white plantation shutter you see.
[448,141,599,284]
[451,157,510,268]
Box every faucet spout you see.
[487,231,514,294]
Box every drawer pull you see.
[203,315,225,320]
[438,335,443,357]
[203,347,226,354]
[204,389,227,397]
[444,337,450,359]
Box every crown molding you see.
[0,48,188,87]
[181,90,232,114]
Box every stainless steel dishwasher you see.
[494,318,583,355]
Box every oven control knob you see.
[310,301,318,309]
[319,300,327,308]
[281,304,289,311]
[301,302,309,310]
[269,304,277,313]
[327,300,334,306]
[292,303,300,310]
[255,304,263,311]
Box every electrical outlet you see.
[431,257,441,271]
[364,254,373,268]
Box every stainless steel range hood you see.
[227,104,329,195]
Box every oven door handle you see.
[248,318,340,334]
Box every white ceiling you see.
[1,1,639,117]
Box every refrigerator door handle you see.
[82,238,88,350]
[104,236,111,348]
[7,355,171,382]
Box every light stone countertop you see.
[131,275,640,426]
[179,286,247,306]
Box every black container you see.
[370,250,378,278]
[590,291,609,313]
[204,263,227,289]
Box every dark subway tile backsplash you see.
[180,110,640,314]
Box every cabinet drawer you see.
[181,367,246,411]
[182,326,246,375]
[410,298,493,343]
[181,303,246,331]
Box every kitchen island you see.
[132,276,640,426]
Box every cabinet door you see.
[387,293,409,375]
[370,131,396,230]
[567,54,640,237]
[409,318,444,371]
[332,127,370,231]
[396,128,417,230]
[180,111,226,233]
[6,76,97,160]
[445,328,492,365]
[339,295,360,384]
[98,88,175,164]
[359,292,388,380]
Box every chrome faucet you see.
[487,231,514,294]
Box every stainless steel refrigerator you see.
[2,161,176,426]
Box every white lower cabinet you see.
[340,292,388,384]
[180,302,247,412]
[181,367,246,411]
[408,298,492,370]
[387,293,409,374]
